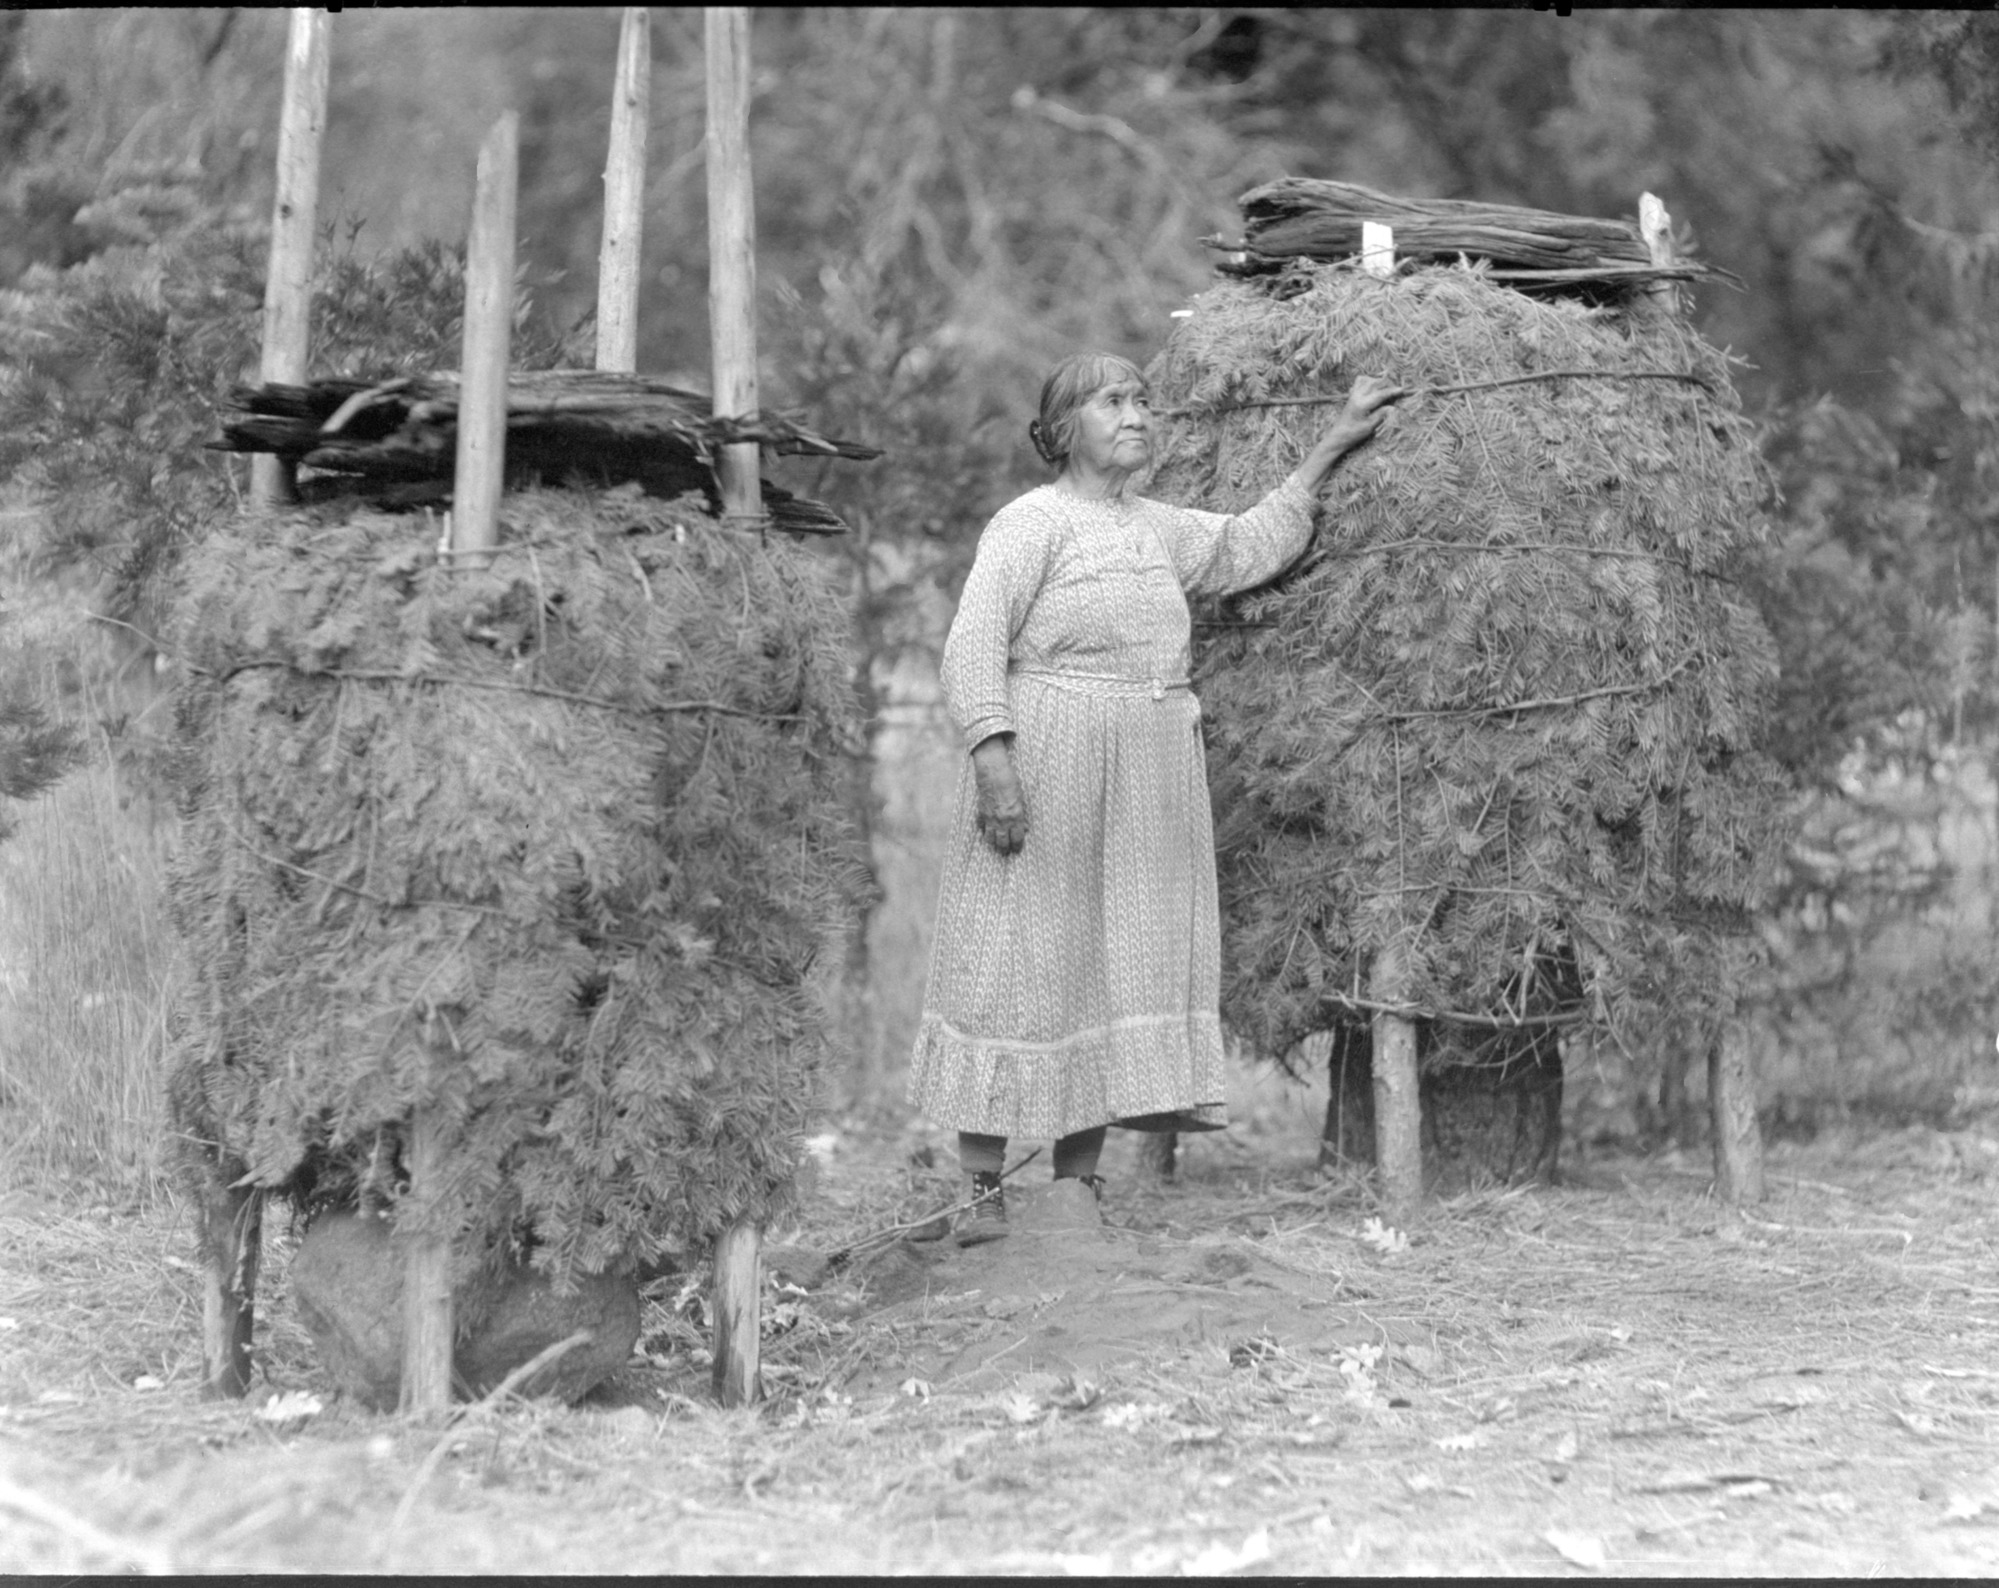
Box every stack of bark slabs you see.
[1211,178,1720,294]
[213,370,880,533]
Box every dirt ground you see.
[6,1068,1999,1576]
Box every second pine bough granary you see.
[1147,179,1788,1203]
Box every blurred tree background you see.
[2,7,1994,1135]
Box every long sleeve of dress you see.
[939,497,1058,750]
[1153,473,1317,599]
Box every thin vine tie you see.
[1165,367,1713,418]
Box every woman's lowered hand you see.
[1296,374,1408,493]
[971,735,1029,856]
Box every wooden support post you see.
[1637,191,1679,319]
[452,112,519,564]
[702,5,765,1403]
[705,5,762,521]
[253,8,331,510]
[197,1174,262,1399]
[710,1217,762,1406]
[1640,188,1760,1202]
[1369,943,1422,1220]
[1708,1018,1766,1205]
[597,8,651,374]
[398,1105,457,1413]
[394,116,518,1416]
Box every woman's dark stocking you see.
[956,1132,1006,1176]
[1053,1126,1107,1182]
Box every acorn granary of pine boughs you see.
[164,485,869,1287]
[1146,257,1793,1070]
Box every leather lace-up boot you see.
[956,1170,1009,1247]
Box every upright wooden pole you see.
[1709,1019,1766,1205]
[1638,196,1697,1147]
[394,117,519,1415]
[1637,191,1679,320]
[705,6,762,522]
[452,113,519,563]
[1369,942,1422,1220]
[209,3,325,1389]
[702,4,763,1406]
[710,1219,762,1407]
[397,1104,457,1412]
[253,8,331,509]
[197,1175,261,1399]
[1640,188,1765,1204]
[597,8,651,374]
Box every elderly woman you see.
[911,351,1404,1243]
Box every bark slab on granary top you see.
[164,485,871,1288]
[1147,222,1789,1067]
[1208,178,1727,295]
[210,369,880,533]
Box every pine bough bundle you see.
[1148,256,1789,1065]
[212,370,882,534]
[165,487,869,1283]
[1212,178,1718,292]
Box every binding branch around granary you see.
[166,8,874,1412]
[1147,179,1790,1209]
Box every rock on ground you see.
[290,1210,640,1410]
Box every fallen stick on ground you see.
[827,1147,1044,1270]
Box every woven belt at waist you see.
[1012,667,1192,702]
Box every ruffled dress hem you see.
[908,1010,1228,1139]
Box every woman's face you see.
[1067,379,1154,475]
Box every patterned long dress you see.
[908,475,1318,1139]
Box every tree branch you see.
[1321,990,1586,1030]
[1010,84,1172,177]
[1166,368,1713,419]
[199,660,803,722]
[1375,655,1696,724]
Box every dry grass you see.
[0,760,180,1200]
[7,1077,1999,1575]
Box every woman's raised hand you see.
[971,735,1029,856]
[1296,374,1409,493]
[1327,374,1408,447]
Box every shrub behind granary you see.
[166,485,868,1284]
[1148,260,1791,1082]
